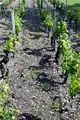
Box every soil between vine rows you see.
[0,0,80,120]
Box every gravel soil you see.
[0,0,80,120]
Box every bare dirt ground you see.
[0,0,80,120]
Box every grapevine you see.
[38,0,80,97]
[59,30,80,97]
[15,14,23,34]
[4,33,20,56]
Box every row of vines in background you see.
[4,0,26,56]
[0,0,14,12]
[3,0,13,5]
[37,0,80,97]
[0,0,26,119]
[48,0,80,29]
[37,0,43,9]
[3,0,14,7]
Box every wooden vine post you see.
[0,1,3,19]
[41,0,43,9]
[65,0,67,20]
[0,0,2,8]
[11,8,15,34]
